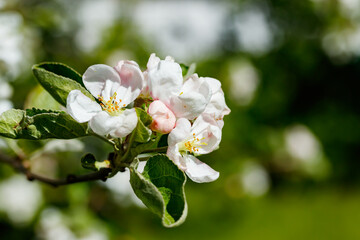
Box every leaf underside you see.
[130,154,187,227]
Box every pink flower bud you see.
[148,100,176,134]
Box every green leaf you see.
[25,85,63,110]
[133,108,152,143]
[180,63,196,79]
[32,62,94,106]
[0,108,88,139]
[130,154,187,227]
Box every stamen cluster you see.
[98,93,125,115]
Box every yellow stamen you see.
[98,92,125,116]
[179,134,207,154]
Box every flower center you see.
[98,92,126,116]
[178,133,207,154]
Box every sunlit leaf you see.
[32,62,94,106]
[0,108,88,139]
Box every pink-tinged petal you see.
[167,145,186,171]
[183,155,219,183]
[66,90,102,123]
[114,60,143,105]
[83,64,121,100]
[168,118,191,146]
[191,115,222,154]
[148,100,176,134]
[110,108,138,138]
[148,60,183,105]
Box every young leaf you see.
[0,108,88,139]
[133,108,152,143]
[81,153,110,171]
[130,154,187,227]
[32,62,94,106]
[180,63,196,79]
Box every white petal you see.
[89,109,138,138]
[192,115,222,154]
[148,60,183,105]
[204,89,231,120]
[166,145,186,171]
[66,90,102,123]
[183,155,219,183]
[168,118,191,146]
[83,64,121,100]
[114,60,144,105]
[202,77,221,95]
[89,111,119,136]
[146,53,160,70]
[110,109,138,138]
[170,92,208,120]
[169,75,211,120]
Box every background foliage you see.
[1,0,360,239]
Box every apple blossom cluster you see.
[66,54,230,183]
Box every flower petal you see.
[202,77,221,95]
[89,109,138,138]
[167,145,186,171]
[66,90,102,123]
[148,59,183,105]
[204,89,231,121]
[89,111,119,136]
[114,60,144,105]
[146,53,160,71]
[148,100,176,134]
[110,108,138,138]
[183,155,219,183]
[169,75,211,120]
[83,64,121,100]
[168,118,191,146]
[191,114,222,154]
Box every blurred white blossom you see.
[0,175,43,225]
[42,139,85,154]
[284,124,329,177]
[229,59,259,105]
[101,161,146,207]
[234,7,274,55]
[322,24,360,63]
[134,1,230,61]
[37,208,108,240]
[241,161,270,197]
[75,0,120,52]
[0,12,35,80]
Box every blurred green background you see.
[1,0,360,239]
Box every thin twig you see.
[0,152,111,187]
